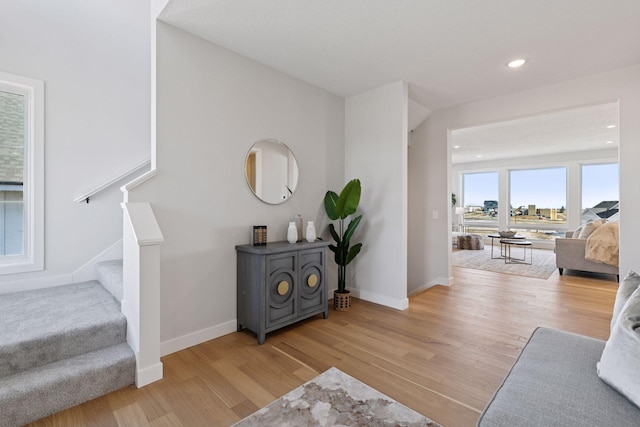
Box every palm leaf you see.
[345,243,362,265]
[336,179,361,218]
[324,191,340,220]
[342,215,362,247]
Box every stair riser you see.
[96,260,123,303]
[0,344,135,427]
[0,318,126,378]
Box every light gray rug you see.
[233,367,441,427]
[452,246,557,279]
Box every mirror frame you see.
[244,138,299,205]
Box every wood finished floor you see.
[28,267,618,427]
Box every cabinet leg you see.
[237,323,244,332]
[323,310,328,319]
[258,332,266,345]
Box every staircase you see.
[0,260,133,427]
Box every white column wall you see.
[345,81,409,310]
[409,65,640,288]
[127,22,345,354]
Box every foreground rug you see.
[233,367,441,427]
[452,246,557,279]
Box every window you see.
[462,172,499,223]
[0,71,43,274]
[509,167,567,228]
[581,163,619,224]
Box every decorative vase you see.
[287,222,298,243]
[294,214,303,242]
[334,290,351,311]
[306,221,316,242]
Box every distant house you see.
[484,200,498,211]
[582,201,619,223]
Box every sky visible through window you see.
[510,167,566,209]
[582,163,619,209]
[463,164,618,210]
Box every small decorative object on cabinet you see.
[287,222,298,243]
[236,240,330,344]
[252,225,267,246]
[306,221,316,242]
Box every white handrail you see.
[74,158,151,203]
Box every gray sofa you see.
[555,231,619,280]
[477,327,640,426]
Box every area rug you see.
[452,246,557,279]
[232,367,441,427]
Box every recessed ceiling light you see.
[476,154,483,158]
[607,125,616,129]
[507,58,526,68]
[454,145,461,149]
[605,140,614,144]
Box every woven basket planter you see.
[334,290,351,311]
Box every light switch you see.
[432,210,439,219]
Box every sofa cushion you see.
[611,270,640,330]
[578,220,602,239]
[598,286,640,409]
[477,327,640,426]
[572,226,583,238]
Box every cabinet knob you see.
[277,280,290,295]
[307,274,318,288]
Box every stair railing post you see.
[121,202,164,387]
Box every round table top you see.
[488,233,525,239]
[499,239,532,245]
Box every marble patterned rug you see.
[232,367,441,427]
[452,246,557,279]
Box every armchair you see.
[555,231,619,280]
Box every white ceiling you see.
[451,102,619,164]
[158,0,640,110]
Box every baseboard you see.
[160,319,237,356]
[408,277,451,297]
[0,273,73,295]
[72,239,123,283]
[349,288,409,310]
[136,361,163,388]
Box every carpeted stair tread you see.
[0,343,135,427]
[0,281,126,378]
[96,259,123,302]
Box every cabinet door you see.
[298,248,325,315]
[265,252,297,328]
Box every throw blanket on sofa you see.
[585,221,619,267]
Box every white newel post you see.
[121,202,164,387]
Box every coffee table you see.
[500,239,533,264]
[488,233,525,259]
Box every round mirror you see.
[244,139,299,204]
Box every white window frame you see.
[0,71,44,274]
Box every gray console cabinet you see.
[236,240,330,344]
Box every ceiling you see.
[158,0,640,110]
[450,102,619,164]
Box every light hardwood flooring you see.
[29,267,618,427]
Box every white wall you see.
[128,22,345,354]
[0,1,151,292]
[408,118,449,294]
[345,81,409,310]
[409,65,640,290]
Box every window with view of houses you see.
[0,89,25,255]
[581,163,619,225]
[0,71,43,274]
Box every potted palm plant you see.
[324,179,363,311]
